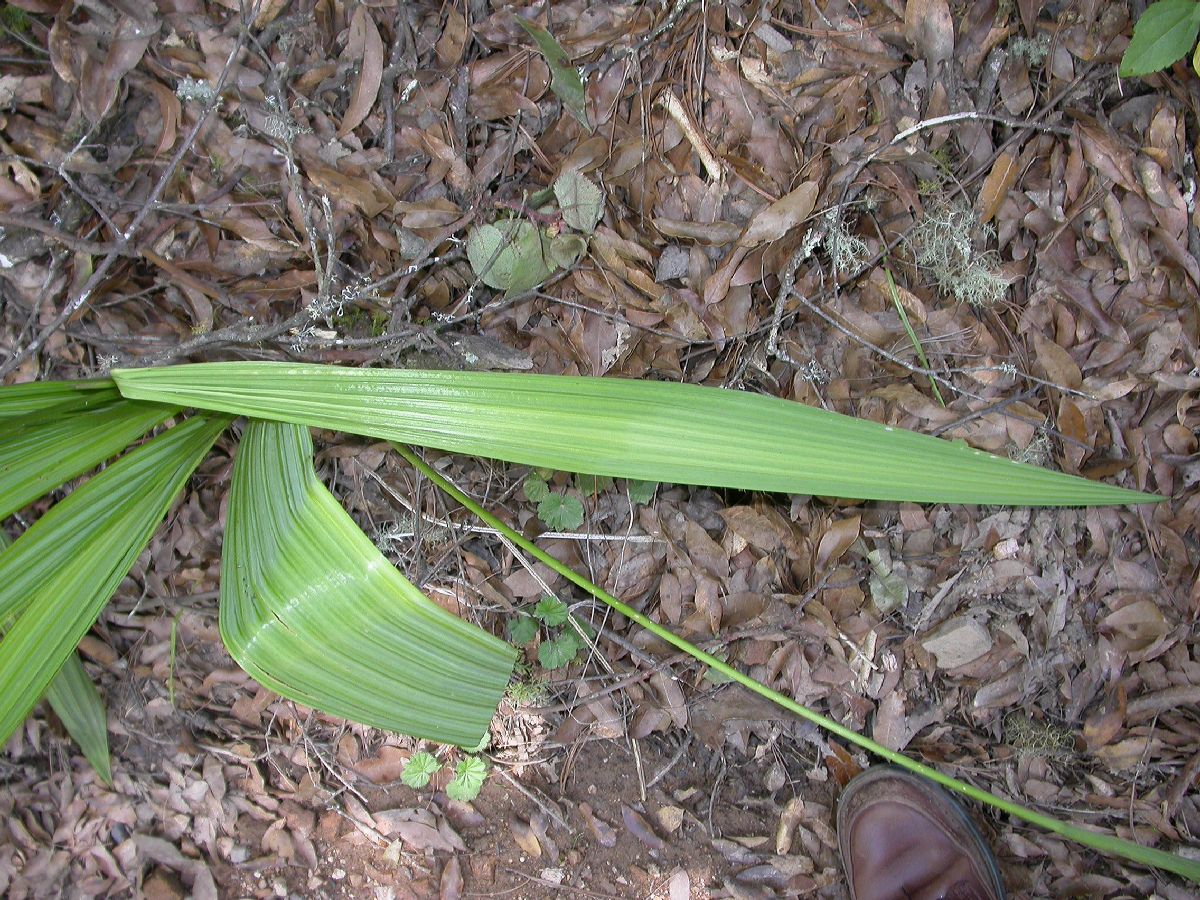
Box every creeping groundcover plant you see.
[1,362,1195,883]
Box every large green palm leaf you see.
[112,362,1157,506]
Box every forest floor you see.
[1,1,1199,897]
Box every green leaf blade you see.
[0,397,177,519]
[514,18,590,129]
[44,652,112,785]
[220,420,515,748]
[1120,0,1200,77]
[0,415,229,746]
[112,363,1161,507]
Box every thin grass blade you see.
[397,444,1200,885]
[113,363,1159,506]
[0,416,229,744]
[221,420,514,747]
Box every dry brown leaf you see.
[577,803,617,848]
[921,617,993,669]
[621,805,665,851]
[976,150,1019,224]
[141,79,181,157]
[508,816,542,858]
[337,6,384,138]
[815,516,860,571]
[903,0,954,66]
[1031,332,1082,391]
[871,690,908,752]
[80,15,157,124]
[738,181,818,247]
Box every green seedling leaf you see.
[401,751,441,789]
[1120,0,1200,77]
[575,473,612,494]
[533,596,569,627]
[538,492,584,529]
[446,756,488,802]
[554,171,604,234]
[509,614,538,645]
[626,479,658,505]
[537,630,582,670]
[548,233,587,268]
[515,18,589,129]
[522,473,550,502]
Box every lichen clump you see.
[909,201,1009,308]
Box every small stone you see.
[330,868,346,881]
[655,805,685,834]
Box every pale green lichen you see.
[909,201,1008,308]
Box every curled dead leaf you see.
[338,6,384,138]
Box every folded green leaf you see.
[0,397,177,519]
[220,420,514,747]
[515,17,589,129]
[0,415,228,745]
[113,363,1160,506]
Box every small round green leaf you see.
[508,614,538,645]
[401,751,441,789]
[522,473,550,502]
[446,756,488,802]
[533,596,569,626]
[537,492,584,530]
[466,223,518,289]
[537,631,583,670]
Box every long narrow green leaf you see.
[113,363,1159,506]
[0,398,177,519]
[222,420,515,747]
[0,529,111,784]
[0,416,229,744]
[44,652,112,785]
[397,444,1200,885]
[0,378,121,421]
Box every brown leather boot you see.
[836,766,1006,900]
